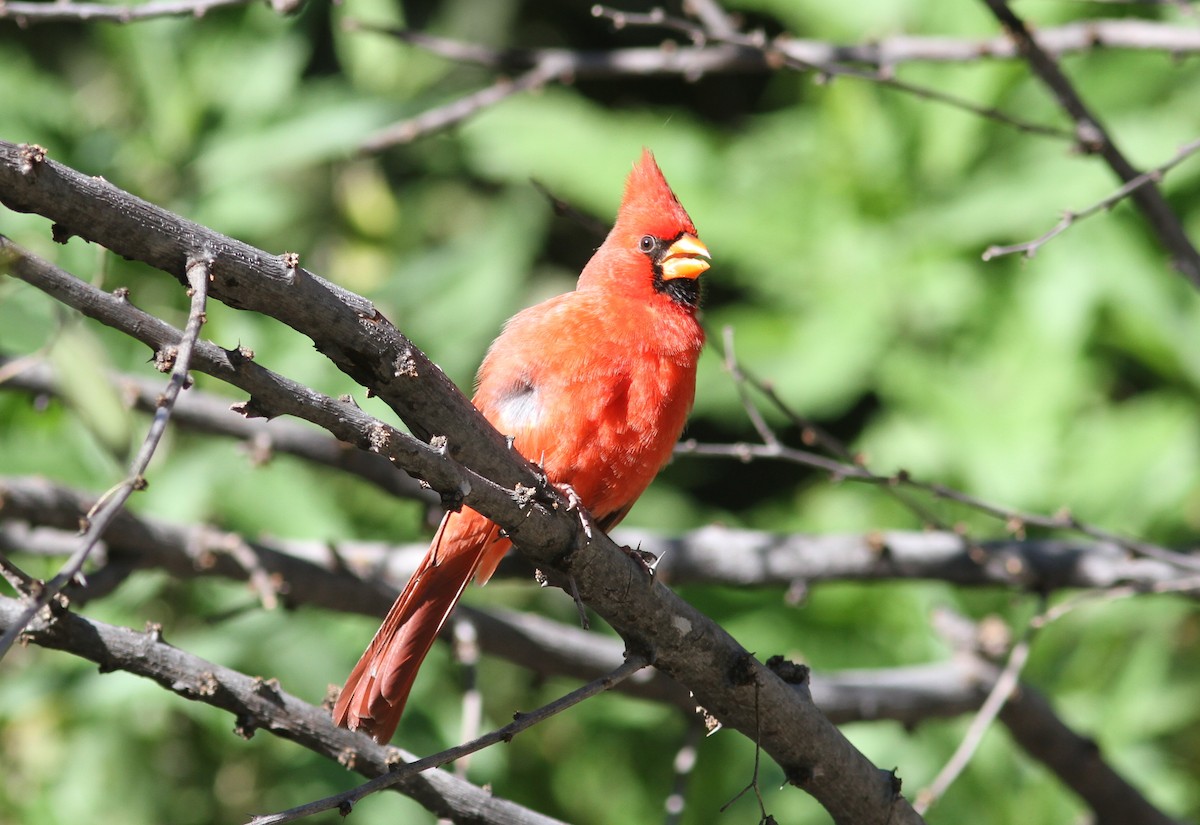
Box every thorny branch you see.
[251,655,650,825]
[3,473,1192,604]
[0,252,212,661]
[0,353,434,504]
[0,594,570,825]
[0,142,924,825]
[981,0,1200,285]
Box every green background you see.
[1,1,1199,823]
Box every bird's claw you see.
[552,482,593,540]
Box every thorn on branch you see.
[696,704,722,736]
[231,397,277,420]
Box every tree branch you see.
[252,655,650,825]
[0,0,299,25]
[980,0,1200,285]
[0,252,211,661]
[0,353,434,504]
[0,594,570,825]
[0,141,923,825]
[983,136,1200,263]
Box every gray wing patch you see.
[494,378,543,431]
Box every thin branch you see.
[0,235,520,544]
[704,323,967,535]
[355,17,1069,141]
[720,326,778,448]
[0,353,435,504]
[675,439,1200,575]
[359,16,1200,73]
[0,0,284,25]
[0,253,211,661]
[360,63,571,153]
[0,593,570,825]
[7,476,1194,615]
[983,135,1200,262]
[591,5,1073,140]
[981,0,1200,286]
[914,624,1034,814]
[251,655,649,825]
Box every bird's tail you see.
[333,508,504,743]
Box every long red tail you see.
[333,508,505,743]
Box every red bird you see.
[334,150,710,743]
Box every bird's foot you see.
[551,482,594,540]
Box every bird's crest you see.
[613,149,697,241]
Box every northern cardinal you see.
[334,149,710,743]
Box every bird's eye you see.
[639,235,656,253]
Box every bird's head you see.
[579,149,710,309]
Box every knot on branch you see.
[765,654,810,686]
[251,675,282,700]
[727,650,758,687]
[234,714,258,739]
[17,143,46,175]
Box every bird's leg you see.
[546,481,596,629]
[550,481,594,540]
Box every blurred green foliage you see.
[2,1,1199,823]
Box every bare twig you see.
[250,654,650,825]
[981,0,1200,285]
[357,16,1200,74]
[984,136,1200,262]
[451,617,483,779]
[0,253,211,661]
[914,622,1034,814]
[0,353,434,504]
[682,0,738,39]
[675,439,1200,575]
[592,5,1072,140]
[720,326,778,447]
[360,63,570,152]
[0,0,276,25]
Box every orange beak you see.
[660,234,711,281]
